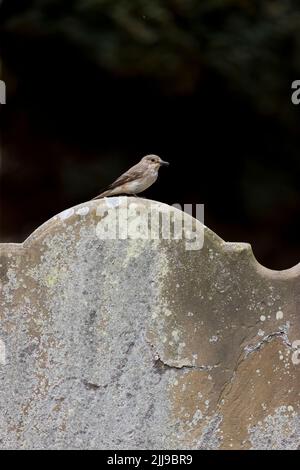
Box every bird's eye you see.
[151,158,155,162]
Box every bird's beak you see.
[160,160,169,167]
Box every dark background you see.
[0,0,299,270]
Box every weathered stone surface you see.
[0,197,299,449]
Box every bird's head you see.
[141,154,169,169]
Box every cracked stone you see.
[0,197,299,449]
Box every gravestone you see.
[0,197,299,449]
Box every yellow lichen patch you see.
[45,271,60,287]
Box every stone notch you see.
[0,197,299,449]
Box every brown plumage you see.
[93,154,169,199]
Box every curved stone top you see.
[0,197,299,449]
[2,197,300,278]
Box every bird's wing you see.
[105,163,145,191]
[92,163,146,199]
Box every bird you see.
[93,154,169,199]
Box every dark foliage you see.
[1,0,299,269]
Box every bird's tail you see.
[92,189,112,200]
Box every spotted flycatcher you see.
[93,154,169,199]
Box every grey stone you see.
[0,197,299,449]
